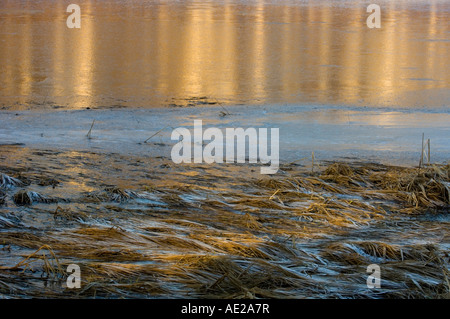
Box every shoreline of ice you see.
[1,103,449,167]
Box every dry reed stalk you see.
[86,119,95,139]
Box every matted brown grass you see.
[0,147,448,298]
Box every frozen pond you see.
[0,0,449,110]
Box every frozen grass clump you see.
[13,190,57,205]
[0,173,24,189]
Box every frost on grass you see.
[13,190,57,205]
[0,173,24,189]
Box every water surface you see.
[0,0,449,109]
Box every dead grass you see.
[13,190,57,205]
[0,173,24,189]
[84,186,139,203]
[0,245,65,277]
[0,151,449,299]
[53,206,88,221]
[0,189,5,206]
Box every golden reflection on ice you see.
[0,0,448,109]
[72,1,94,108]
